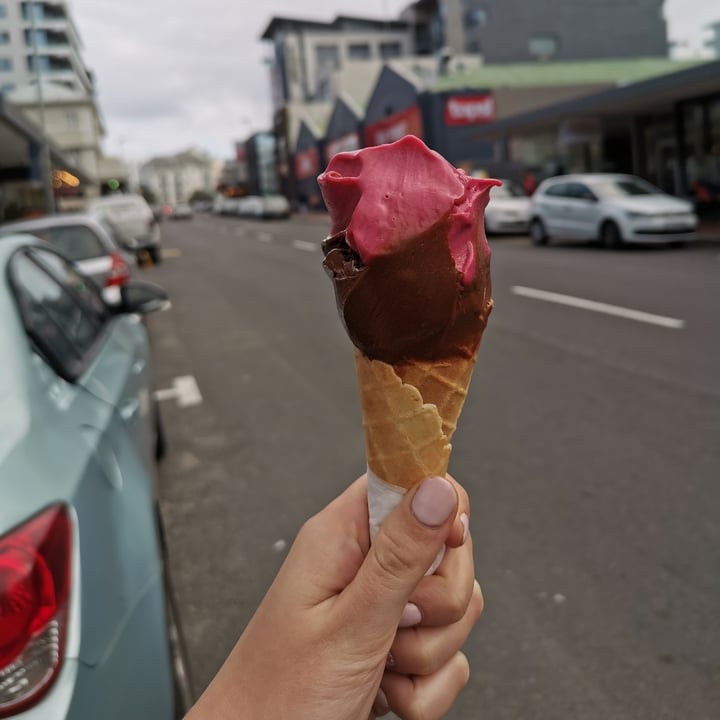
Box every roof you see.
[433,58,705,92]
[467,59,720,139]
[260,13,408,40]
[0,213,100,235]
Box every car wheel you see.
[601,220,623,248]
[149,246,163,264]
[154,402,167,462]
[530,218,548,246]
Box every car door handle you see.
[119,398,140,422]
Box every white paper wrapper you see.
[367,468,445,575]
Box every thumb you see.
[340,475,458,636]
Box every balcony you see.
[21,2,69,27]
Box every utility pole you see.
[28,2,55,214]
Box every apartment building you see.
[0,1,94,95]
[442,0,668,62]
[140,150,219,206]
[261,15,416,106]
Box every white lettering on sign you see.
[444,95,495,125]
[374,121,408,145]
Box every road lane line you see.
[510,286,685,329]
[162,248,182,259]
[292,240,318,252]
[257,232,274,243]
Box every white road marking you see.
[162,248,182,259]
[153,375,203,407]
[510,286,685,329]
[257,232,274,243]
[292,239,318,253]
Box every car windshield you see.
[491,181,527,198]
[592,177,664,199]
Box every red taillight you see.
[106,251,130,287]
[0,506,71,716]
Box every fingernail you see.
[399,602,422,627]
[386,652,395,668]
[411,476,456,527]
[373,687,390,716]
[460,513,469,543]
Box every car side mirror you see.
[117,281,169,314]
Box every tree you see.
[189,189,214,203]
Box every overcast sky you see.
[70,0,718,162]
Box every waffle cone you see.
[354,344,479,490]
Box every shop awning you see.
[0,94,93,185]
[469,60,720,140]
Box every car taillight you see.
[0,506,71,716]
[106,251,130,287]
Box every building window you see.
[0,83,14,93]
[315,45,340,72]
[0,58,12,71]
[0,5,7,19]
[66,110,78,129]
[380,41,403,59]
[464,6,488,27]
[529,35,559,60]
[0,32,10,45]
[348,43,371,60]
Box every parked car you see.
[0,234,185,719]
[86,194,163,263]
[237,196,264,218]
[529,174,698,247]
[169,203,193,220]
[0,214,134,306]
[261,194,291,219]
[484,180,531,235]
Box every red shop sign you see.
[294,147,319,180]
[444,94,495,126]
[325,131,361,159]
[365,105,423,147]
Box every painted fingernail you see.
[460,513,469,543]
[411,476,456,527]
[399,602,422,627]
[386,652,395,668]
[373,687,390,716]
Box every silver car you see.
[0,234,185,718]
[0,214,135,305]
[529,174,698,247]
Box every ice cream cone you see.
[354,343,481,491]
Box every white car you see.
[261,195,291,219]
[86,194,162,263]
[484,180,531,235]
[237,196,264,218]
[529,174,698,247]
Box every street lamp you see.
[28,1,55,214]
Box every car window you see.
[592,177,663,199]
[544,183,570,197]
[10,249,108,381]
[566,183,597,201]
[30,224,106,262]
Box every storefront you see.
[421,90,496,170]
[324,96,363,162]
[0,96,91,219]
[469,60,720,208]
[364,65,425,146]
[293,120,323,209]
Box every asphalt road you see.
[145,213,720,719]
